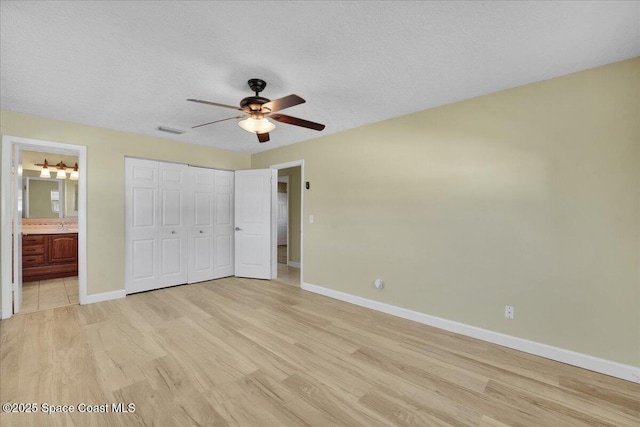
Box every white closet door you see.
[125,158,159,294]
[213,170,234,279]
[234,169,274,279]
[188,167,215,283]
[158,162,189,287]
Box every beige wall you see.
[253,58,640,366]
[278,167,301,263]
[1,111,250,301]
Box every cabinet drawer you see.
[22,245,44,255]
[23,235,45,245]
[23,255,45,267]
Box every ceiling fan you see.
[188,79,325,143]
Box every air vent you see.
[157,126,185,135]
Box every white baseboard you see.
[288,261,301,268]
[84,289,126,305]
[302,282,640,384]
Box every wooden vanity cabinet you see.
[22,233,78,282]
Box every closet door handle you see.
[171,230,176,234]
[199,230,203,234]
[235,227,242,231]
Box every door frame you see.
[270,160,304,285]
[1,135,88,319]
[277,175,290,259]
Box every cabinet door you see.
[48,235,78,264]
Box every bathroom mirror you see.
[23,178,62,218]
[22,176,78,218]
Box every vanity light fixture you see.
[69,163,79,180]
[56,167,67,180]
[39,159,51,178]
[34,159,79,180]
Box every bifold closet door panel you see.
[125,158,160,294]
[158,162,189,287]
[188,167,215,283]
[213,170,234,279]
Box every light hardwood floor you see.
[1,277,638,426]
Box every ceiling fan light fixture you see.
[238,117,275,134]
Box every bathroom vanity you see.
[22,231,78,282]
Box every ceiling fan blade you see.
[261,94,305,113]
[270,114,325,131]
[257,132,270,143]
[187,98,243,111]
[191,115,246,129]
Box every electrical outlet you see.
[505,305,514,320]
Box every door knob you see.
[171,230,176,234]
[235,227,242,231]
[199,230,203,234]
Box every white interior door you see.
[213,170,234,279]
[125,158,159,294]
[158,162,188,287]
[13,147,23,313]
[188,167,214,283]
[234,169,274,279]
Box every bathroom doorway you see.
[1,136,87,319]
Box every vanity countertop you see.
[21,218,78,235]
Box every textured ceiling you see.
[1,1,639,154]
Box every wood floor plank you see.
[1,277,638,427]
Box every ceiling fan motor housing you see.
[247,78,267,94]
[240,96,271,113]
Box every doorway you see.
[270,160,304,287]
[1,136,87,319]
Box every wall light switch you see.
[309,215,314,223]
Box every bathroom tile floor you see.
[19,276,79,314]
